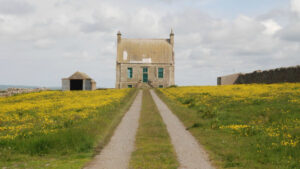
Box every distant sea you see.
[0,85,60,90]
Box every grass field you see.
[0,89,136,169]
[157,83,300,169]
[129,90,179,169]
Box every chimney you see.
[170,29,174,46]
[117,31,122,43]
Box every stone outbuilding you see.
[62,71,96,91]
[115,30,175,88]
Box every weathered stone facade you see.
[218,65,300,85]
[115,30,175,88]
[62,71,96,91]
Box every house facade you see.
[115,30,175,88]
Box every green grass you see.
[156,85,300,169]
[0,153,91,169]
[0,89,138,169]
[129,90,179,169]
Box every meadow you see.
[0,89,136,168]
[157,83,300,169]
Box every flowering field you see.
[0,89,134,168]
[158,83,300,169]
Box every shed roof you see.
[68,71,92,80]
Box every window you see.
[143,67,148,83]
[128,85,133,88]
[127,68,133,78]
[159,85,163,88]
[158,68,164,78]
[123,51,128,60]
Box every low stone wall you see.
[0,88,48,97]
[218,65,300,85]
[217,73,242,85]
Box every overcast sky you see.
[0,0,300,87]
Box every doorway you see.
[143,67,148,83]
[70,80,83,90]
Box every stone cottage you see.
[62,71,96,91]
[115,30,175,88]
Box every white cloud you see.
[291,0,300,15]
[277,22,300,41]
[34,39,55,48]
[63,51,95,61]
[0,0,34,15]
[0,0,299,87]
[261,19,282,35]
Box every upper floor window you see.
[123,51,128,60]
[128,68,133,78]
[158,68,164,78]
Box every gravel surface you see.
[84,91,142,169]
[150,90,215,169]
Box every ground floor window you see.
[128,68,133,78]
[158,68,164,78]
[128,85,133,88]
[143,67,148,82]
[159,85,163,88]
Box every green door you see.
[143,67,148,82]
[143,74,148,82]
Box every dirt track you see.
[85,90,214,169]
[84,91,142,169]
[150,90,215,169]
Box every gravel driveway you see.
[150,90,215,169]
[84,91,142,169]
[84,90,214,169]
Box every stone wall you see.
[0,88,48,97]
[217,73,242,85]
[62,79,70,91]
[218,65,300,85]
[91,81,96,90]
[116,63,175,88]
[84,79,92,90]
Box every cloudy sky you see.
[0,0,300,87]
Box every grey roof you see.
[67,71,92,80]
[117,38,173,63]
